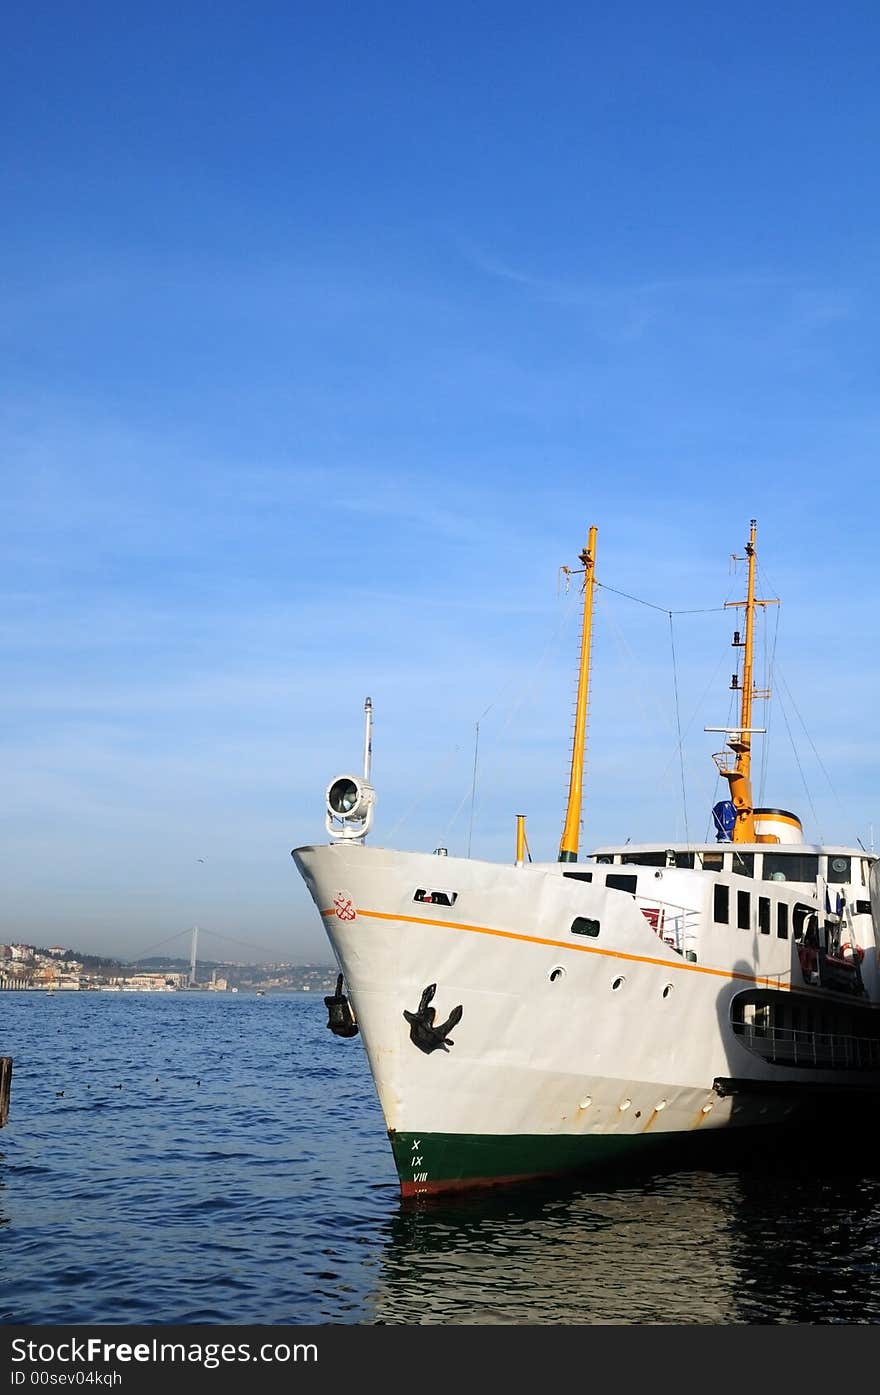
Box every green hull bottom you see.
[390,1128,682,1198]
[388,1080,880,1196]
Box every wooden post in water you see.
[0,1056,12,1128]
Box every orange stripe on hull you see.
[321,905,795,992]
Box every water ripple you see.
[1,992,879,1324]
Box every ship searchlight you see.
[326,773,375,841]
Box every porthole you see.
[549,966,566,983]
[619,1098,632,1112]
[662,983,674,999]
[612,976,625,991]
[579,1096,592,1110]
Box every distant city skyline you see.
[3,4,879,959]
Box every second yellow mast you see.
[720,518,777,842]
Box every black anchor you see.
[403,983,463,1054]
[324,973,359,1038]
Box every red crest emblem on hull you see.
[333,892,356,921]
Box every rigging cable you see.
[757,585,781,806]
[668,611,690,845]
[774,664,852,838]
[439,583,581,849]
[593,576,739,846]
[702,682,738,842]
[753,557,852,840]
[595,581,726,616]
[774,677,824,843]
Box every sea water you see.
[1,991,879,1325]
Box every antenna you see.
[467,720,481,858]
[467,704,492,858]
[363,696,373,781]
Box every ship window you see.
[714,884,729,924]
[621,851,667,866]
[761,853,818,883]
[826,856,851,884]
[413,889,458,907]
[777,903,789,939]
[792,904,816,942]
[737,889,751,929]
[856,900,871,915]
[731,852,754,877]
[606,874,637,895]
[701,852,724,872]
[758,896,770,934]
[571,916,600,938]
[563,871,593,883]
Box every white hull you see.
[294,840,880,1195]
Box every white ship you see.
[292,521,880,1197]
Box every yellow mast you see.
[558,526,597,862]
[719,519,777,842]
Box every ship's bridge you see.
[586,843,874,898]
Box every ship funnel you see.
[753,808,803,844]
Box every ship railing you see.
[736,1021,880,1070]
[634,896,701,961]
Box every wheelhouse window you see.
[701,852,724,872]
[606,874,637,895]
[777,903,789,939]
[563,871,593,883]
[731,852,754,877]
[826,856,851,884]
[571,917,600,938]
[758,896,770,934]
[714,884,729,924]
[737,889,751,929]
[762,853,819,884]
[621,851,667,866]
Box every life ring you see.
[840,942,865,964]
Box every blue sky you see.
[2,2,879,963]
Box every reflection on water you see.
[2,992,878,1324]
[368,1138,880,1325]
